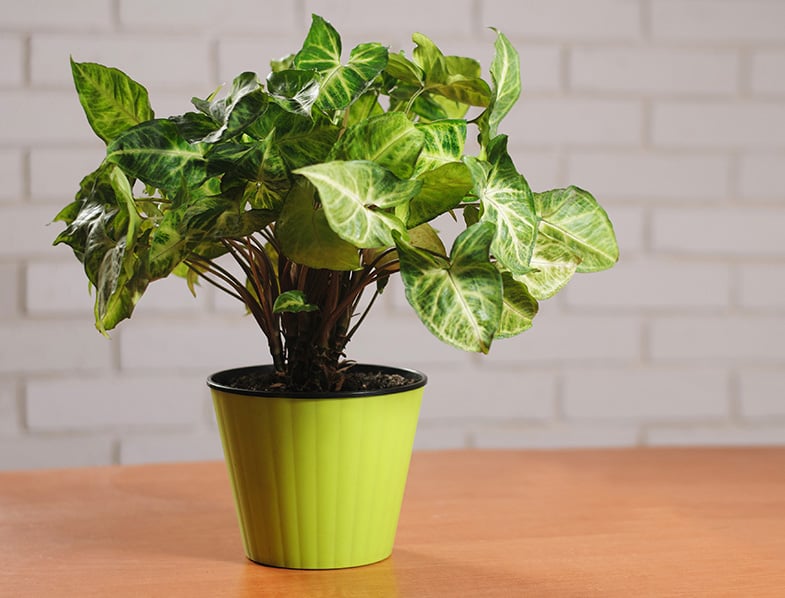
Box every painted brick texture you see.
[1,0,784,469]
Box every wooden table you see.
[1,449,784,597]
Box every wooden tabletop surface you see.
[1,448,784,597]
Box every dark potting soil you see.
[228,368,416,394]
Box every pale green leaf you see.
[515,234,580,300]
[464,135,537,275]
[396,222,502,353]
[295,160,420,248]
[496,272,538,338]
[414,119,467,175]
[488,29,521,139]
[70,59,154,144]
[408,162,473,228]
[332,112,425,179]
[535,186,619,272]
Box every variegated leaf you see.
[273,290,319,314]
[408,162,473,228]
[496,272,538,338]
[514,233,580,300]
[70,59,154,144]
[396,223,502,353]
[487,29,521,139]
[107,119,208,193]
[535,186,619,272]
[295,160,420,248]
[331,112,424,179]
[464,135,537,275]
[266,69,320,116]
[414,119,467,175]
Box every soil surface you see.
[227,368,417,394]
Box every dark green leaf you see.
[266,69,320,116]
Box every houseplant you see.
[54,15,618,568]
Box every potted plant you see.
[54,15,618,569]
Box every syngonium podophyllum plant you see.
[54,15,618,391]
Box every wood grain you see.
[1,448,784,597]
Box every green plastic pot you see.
[208,364,426,569]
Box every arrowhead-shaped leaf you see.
[331,112,425,179]
[266,69,320,116]
[487,30,521,139]
[514,233,580,300]
[407,162,473,228]
[276,180,361,270]
[107,119,208,193]
[535,186,619,272]
[294,15,388,111]
[70,59,154,144]
[464,135,537,275]
[191,72,268,142]
[396,222,502,353]
[295,160,420,248]
[496,272,538,338]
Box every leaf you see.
[534,186,619,272]
[276,179,361,270]
[343,90,384,126]
[106,119,208,193]
[487,29,521,139]
[407,162,473,228]
[396,222,502,353]
[464,135,537,275]
[191,72,268,142]
[414,119,467,175]
[70,59,154,144]
[384,52,424,85]
[496,272,538,338]
[294,15,388,111]
[273,290,319,314]
[515,234,580,300]
[266,69,320,116]
[295,160,420,248]
[331,112,425,179]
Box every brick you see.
[29,147,105,202]
[604,205,645,256]
[652,0,785,43]
[570,47,738,95]
[25,260,93,315]
[652,102,785,149]
[0,435,115,471]
[413,424,468,450]
[26,375,207,430]
[0,321,114,374]
[652,207,785,257]
[739,265,785,310]
[418,365,555,421]
[130,276,206,316]
[0,150,25,203]
[0,0,112,31]
[739,371,785,418]
[751,51,785,96]
[218,39,304,84]
[119,431,223,465]
[214,0,300,35]
[510,148,562,191]
[0,91,94,144]
[646,425,785,447]
[482,0,641,41]
[0,383,20,436]
[32,35,212,90]
[505,98,642,148]
[118,0,222,31]
[650,316,785,363]
[0,36,24,87]
[487,312,641,364]
[738,153,785,200]
[567,151,730,202]
[119,318,277,372]
[563,258,731,310]
[303,0,473,39]
[563,368,729,420]
[0,264,19,317]
[1,206,70,258]
[472,422,639,449]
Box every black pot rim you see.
[206,363,427,399]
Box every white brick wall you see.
[1,0,784,469]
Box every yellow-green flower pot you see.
[208,364,426,569]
